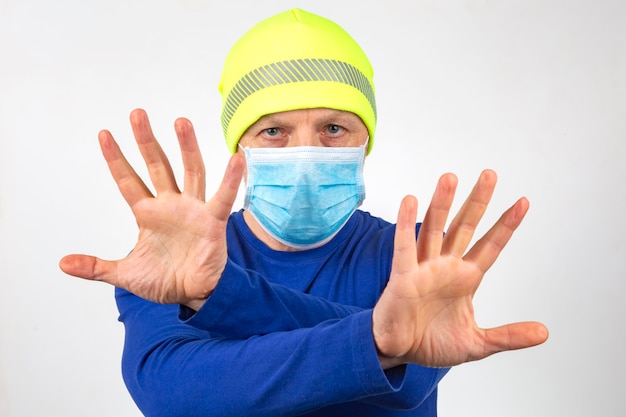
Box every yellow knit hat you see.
[218,8,376,154]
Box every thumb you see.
[479,322,550,359]
[208,153,245,221]
[59,254,119,285]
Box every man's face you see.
[237,108,369,149]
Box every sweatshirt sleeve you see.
[179,259,364,338]
[116,288,446,417]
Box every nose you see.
[289,131,322,147]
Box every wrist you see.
[378,353,406,370]
[184,298,208,312]
[372,303,411,369]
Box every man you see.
[60,8,548,416]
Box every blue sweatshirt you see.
[116,210,448,416]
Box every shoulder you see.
[339,210,396,257]
[348,210,395,241]
[353,209,393,229]
[347,211,423,254]
[352,210,422,238]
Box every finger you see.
[416,173,457,262]
[476,321,549,360]
[390,195,419,276]
[174,117,206,200]
[129,108,180,194]
[59,254,120,286]
[464,197,529,273]
[441,169,497,258]
[99,129,153,207]
[206,153,245,222]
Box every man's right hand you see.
[59,109,245,308]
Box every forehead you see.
[251,108,364,127]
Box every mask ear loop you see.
[237,143,250,165]
[361,137,370,160]
[362,135,371,156]
[236,143,252,190]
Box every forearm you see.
[118,290,426,417]
[179,258,365,338]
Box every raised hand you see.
[373,170,548,369]
[59,109,245,307]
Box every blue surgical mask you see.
[241,143,367,249]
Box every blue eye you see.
[264,127,280,136]
[327,125,343,134]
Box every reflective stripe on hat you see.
[221,58,377,135]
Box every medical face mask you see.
[241,143,366,249]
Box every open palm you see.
[60,109,244,306]
[373,171,548,369]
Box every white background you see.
[1,0,624,416]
